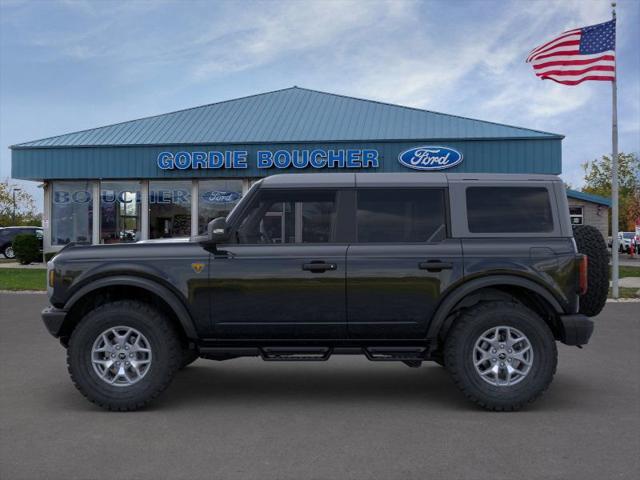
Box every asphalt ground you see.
[0,294,638,480]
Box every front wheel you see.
[67,300,182,411]
[444,301,557,411]
[3,244,15,259]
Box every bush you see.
[12,234,41,265]
[44,252,57,262]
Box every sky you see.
[1,0,639,211]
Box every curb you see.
[606,298,640,303]
[0,290,47,294]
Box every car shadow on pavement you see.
[150,361,573,412]
[156,363,472,410]
[49,361,582,413]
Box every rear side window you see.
[356,188,446,243]
[466,187,554,233]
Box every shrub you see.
[12,234,41,265]
[44,252,57,262]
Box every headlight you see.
[48,269,55,288]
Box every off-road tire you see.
[573,225,608,317]
[67,300,181,411]
[180,347,199,369]
[444,301,557,411]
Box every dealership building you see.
[10,87,609,253]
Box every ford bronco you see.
[42,173,608,411]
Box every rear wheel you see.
[67,300,181,411]
[444,301,557,411]
[573,225,608,317]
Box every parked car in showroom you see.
[0,226,43,259]
[42,173,608,412]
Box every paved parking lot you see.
[1,294,638,480]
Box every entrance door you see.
[347,188,463,338]
[207,188,349,339]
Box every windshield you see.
[622,232,635,239]
[226,180,262,225]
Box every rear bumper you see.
[558,314,594,346]
[42,306,67,338]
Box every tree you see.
[0,180,41,227]
[582,152,640,232]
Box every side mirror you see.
[207,217,230,244]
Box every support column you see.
[140,180,149,241]
[92,181,100,245]
[42,182,52,255]
[191,180,199,239]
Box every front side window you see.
[51,181,93,245]
[236,190,337,244]
[100,181,141,243]
[198,180,243,234]
[466,187,554,233]
[149,181,191,239]
[356,188,446,243]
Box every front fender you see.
[63,275,198,339]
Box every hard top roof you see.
[259,172,562,188]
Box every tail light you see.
[578,255,588,295]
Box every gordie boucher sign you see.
[156,146,463,171]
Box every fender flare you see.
[426,275,565,342]
[64,275,198,339]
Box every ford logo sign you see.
[200,191,242,204]
[398,146,463,171]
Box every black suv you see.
[42,173,608,411]
[0,226,43,259]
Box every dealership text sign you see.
[157,149,380,170]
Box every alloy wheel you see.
[473,326,533,386]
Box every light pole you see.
[12,187,22,224]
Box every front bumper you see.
[558,314,594,346]
[42,306,67,338]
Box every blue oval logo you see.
[200,191,242,204]
[398,146,463,171]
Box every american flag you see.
[526,19,616,85]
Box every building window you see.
[100,181,141,243]
[149,181,191,239]
[569,206,584,225]
[198,179,243,234]
[51,182,93,246]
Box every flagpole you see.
[611,1,620,298]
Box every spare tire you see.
[573,225,608,317]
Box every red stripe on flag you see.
[535,65,615,77]
[531,47,581,61]
[527,30,581,60]
[532,54,615,70]
[541,75,615,85]
[529,40,581,60]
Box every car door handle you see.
[418,261,453,272]
[302,262,337,273]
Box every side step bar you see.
[363,347,427,362]
[260,347,332,361]
[199,346,430,362]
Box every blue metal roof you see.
[567,189,611,207]
[11,87,561,148]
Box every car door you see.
[206,187,350,339]
[347,187,463,339]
